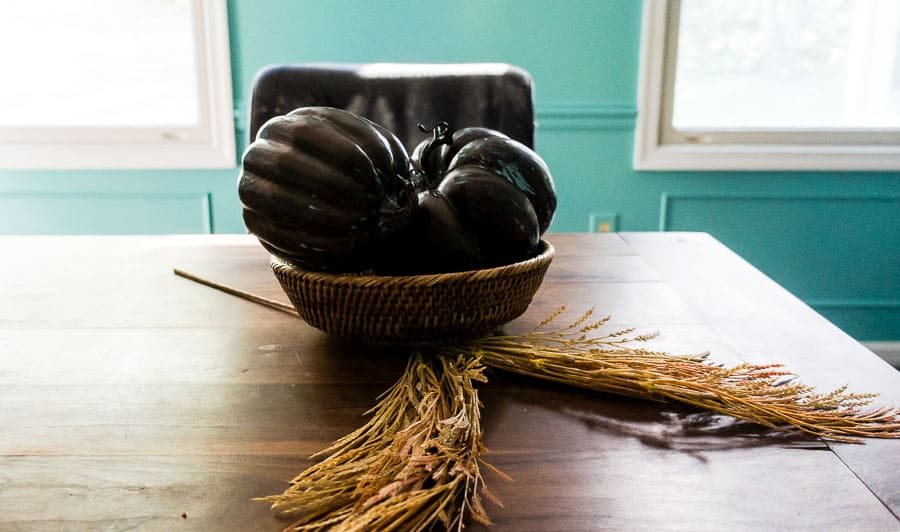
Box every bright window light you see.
[0,0,235,169]
[673,0,900,130]
[635,0,900,171]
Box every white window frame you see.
[0,0,235,170]
[634,0,900,171]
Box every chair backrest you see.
[247,63,535,151]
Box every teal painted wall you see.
[0,0,897,341]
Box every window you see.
[635,0,900,170]
[0,0,235,169]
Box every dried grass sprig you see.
[435,307,900,444]
[258,309,899,530]
[171,272,900,525]
[258,353,502,531]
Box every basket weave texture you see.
[271,240,554,343]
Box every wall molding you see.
[808,299,900,309]
[536,102,637,131]
[808,299,900,319]
[234,102,640,135]
[658,193,900,231]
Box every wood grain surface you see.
[1,233,897,531]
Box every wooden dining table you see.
[1,232,897,531]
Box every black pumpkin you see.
[383,123,555,272]
[238,106,417,272]
[411,124,510,188]
[371,190,482,275]
[412,123,556,234]
[437,165,541,266]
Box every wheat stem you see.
[257,353,497,531]
[437,312,900,444]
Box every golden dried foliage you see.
[173,271,900,527]
[258,354,503,531]
[439,307,900,444]
[262,307,900,530]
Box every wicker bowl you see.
[271,240,554,344]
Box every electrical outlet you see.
[588,212,619,233]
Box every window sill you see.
[633,142,900,171]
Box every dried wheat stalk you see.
[434,307,900,444]
[258,353,503,531]
[173,272,900,527]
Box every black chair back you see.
[248,63,535,151]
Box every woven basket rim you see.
[270,239,555,286]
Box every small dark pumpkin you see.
[371,190,482,275]
[381,123,555,272]
[238,106,417,272]
[411,123,556,235]
[411,124,509,189]
[437,166,541,266]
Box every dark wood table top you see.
[1,232,897,531]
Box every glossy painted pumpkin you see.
[412,123,556,235]
[238,106,417,272]
[382,123,555,272]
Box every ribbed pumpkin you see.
[238,107,417,272]
[411,125,509,189]
[381,123,556,272]
[412,123,556,235]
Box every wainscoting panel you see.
[0,192,213,235]
[659,194,900,340]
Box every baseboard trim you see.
[864,341,900,369]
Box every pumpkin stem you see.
[418,121,452,146]
[416,122,453,189]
